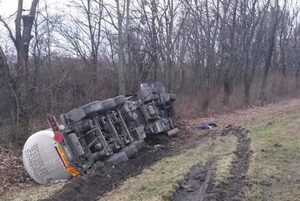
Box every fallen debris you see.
[196,123,218,130]
[0,144,27,195]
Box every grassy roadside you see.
[244,114,300,201]
[100,111,300,201]
[3,99,300,201]
[99,135,236,201]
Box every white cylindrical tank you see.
[22,129,71,185]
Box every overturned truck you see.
[23,82,178,185]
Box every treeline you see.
[0,0,300,143]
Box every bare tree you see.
[0,0,39,140]
[242,0,270,105]
[0,0,39,71]
[59,0,104,90]
[0,46,14,121]
[260,0,283,102]
[103,0,131,94]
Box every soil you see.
[212,127,251,201]
[4,99,299,200]
[172,127,252,201]
[41,134,186,201]
[173,161,216,201]
[41,123,252,201]
[40,118,215,201]
[0,143,27,196]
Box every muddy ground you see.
[3,99,300,201]
[41,142,170,201]
[40,123,245,201]
[41,126,192,201]
[173,127,252,201]
[40,121,219,201]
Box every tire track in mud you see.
[173,127,252,201]
[173,161,216,201]
[212,127,252,201]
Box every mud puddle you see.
[173,127,252,201]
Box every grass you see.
[100,111,300,201]
[4,100,300,201]
[244,113,300,201]
[99,136,236,201]
[214,149,235,185]
[0,183,65,201]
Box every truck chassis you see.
[48,82,178,175]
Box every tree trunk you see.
[296,62,300,89]
[0,46,13,116]
[223,67,234,105]
[260,0,280,102]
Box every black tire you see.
[114,95,126,106]
[122,143,138,158]
[151,82,165,93]
[142,94,154,103]
[94,161,104,170]
[81,101,103,116]
[101,98,117,111]
[107,152,128,165]
[133,140,144,151]
[151,87,159,94]
[151,94,159,100]
[169,93,176,101]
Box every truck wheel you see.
[101,98,117,112]
[169,93,176,101]
[107,152,128,165]
[114,95,126,106]
[122,143,137,158]
[133,140,144,151]
[94,161,104,170]
[151,82,165,93]
[81,101,103,116]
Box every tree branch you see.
[0,18,17,46]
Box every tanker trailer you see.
[22,82,178,185]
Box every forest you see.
[0,0,300,144]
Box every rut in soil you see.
[173,127,252,201]
[212,127,252,201]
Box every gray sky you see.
[0,0,61,18]
[1,0,299,19]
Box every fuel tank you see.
[22,129,71,185]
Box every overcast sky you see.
[1,0,299,19]
[0,0,61,18]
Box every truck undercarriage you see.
[48,82,178,175]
